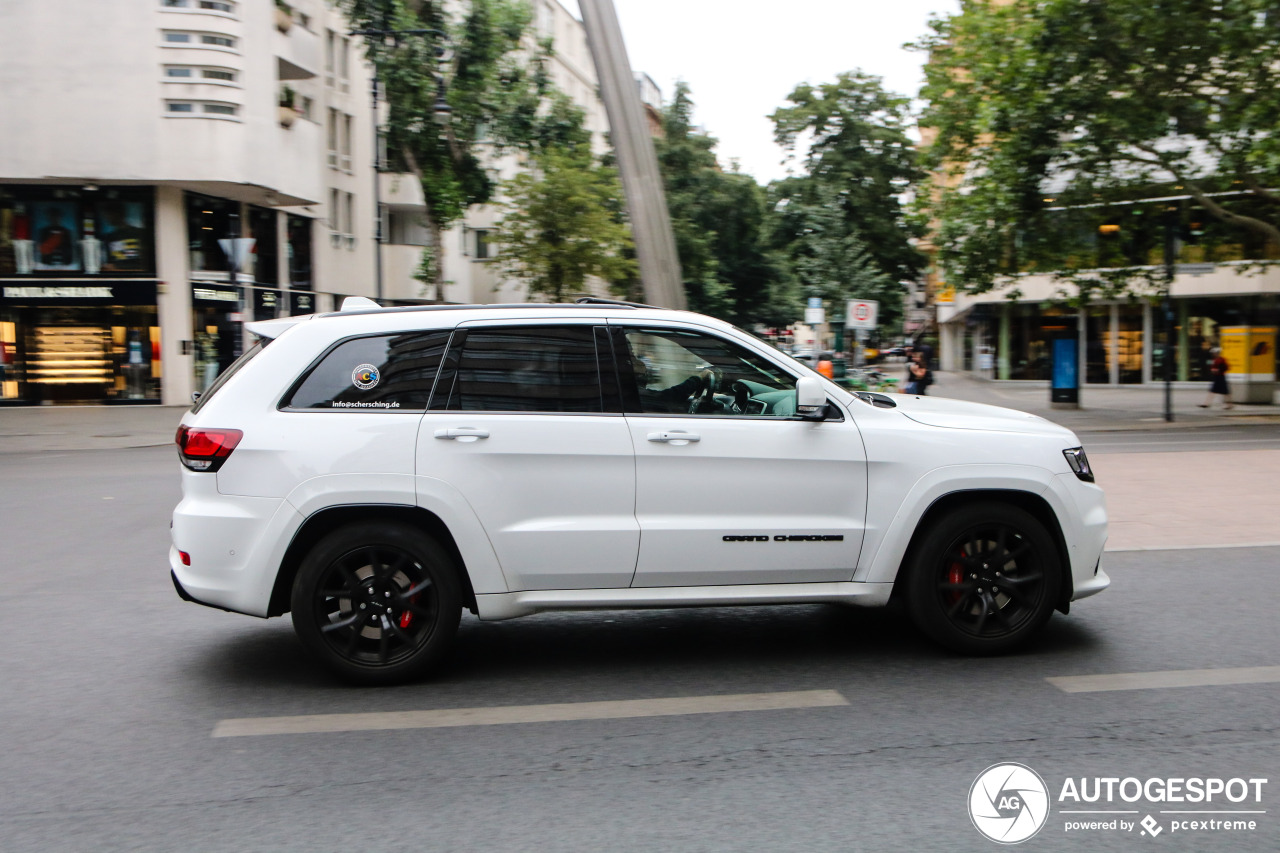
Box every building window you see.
[163,0,189,7]
[167,102,195,112]
[286,214,312,289]
[329,188,340,232]
[327,109,339,168]
[163,32,191,43]
[165,67,194,78]
[299,95,314,121]
[186,192,240,274]
[202,103,237,116]
[474,229,492,260]
[324,29,335,87]
[0,186,156,277]
[202,68,235,82]
[344,193,355,245]
[338,36,350,91]
[199,0,234,11]
[201,34,235,48]
[341,114,353,171]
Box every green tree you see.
[655,82,794,325]
[343,0,587,286]
[767,72,922,330]
[771,71,924,285]
[918,0,1280,294]
[493,146,637,302]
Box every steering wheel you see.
[687,367,722,414]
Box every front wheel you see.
[906,502,1061,654]
[291,522,462,684]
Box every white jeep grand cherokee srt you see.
[171,298,1108,684]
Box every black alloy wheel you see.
[291,523,461,684]
[907,502,1061,654]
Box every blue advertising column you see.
[1049,321,1080,409]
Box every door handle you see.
[647,430,701,443]
[434,427,490,441]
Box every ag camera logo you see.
[969,763,1050,844]
[352,363,380,390]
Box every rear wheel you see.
[291,522,462,684]
[906,502,1061,654]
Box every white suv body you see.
[171,301,1108,682]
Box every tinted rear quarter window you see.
[192,339,267,414]
[285,330,452,410]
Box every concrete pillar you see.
[997,303,1011,380]
[155,185,193,406]
[1077,307,1087,395]
[939,322,958,372]
[579,0,685,309]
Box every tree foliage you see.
[493,146,636,302]
[769,71,923,328]
[918,0,1280,293]
[343,0,588,282]
[654,83,795,325]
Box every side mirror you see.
[795,377,827,419]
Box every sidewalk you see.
[2,372,1278,453]
[0,404,187,453]
[925,371,1280,432]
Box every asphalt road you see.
[1,445,1277,852]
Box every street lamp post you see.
[349,23,451,302]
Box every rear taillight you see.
[176,425,243,472]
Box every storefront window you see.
[1117,303,1143,383]
[0,186,155,277]
[248,205,278,284]
[1085,307,1111,384]
[286,214,312,290]
[186,192,239,274]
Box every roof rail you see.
[574,296,654,309]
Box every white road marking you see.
[211,689,849,738]
[1106,541,1280,552]
[1047,666,1280,694]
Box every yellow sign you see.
[936,284,955,304]
[1219,326,1277,379]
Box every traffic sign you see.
[804,307,825,326]
[845,299,878,330]
[1175,263,1217,277]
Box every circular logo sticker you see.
[352,363,380,390]
[969,763,1050,845]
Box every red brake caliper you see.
[947,558,965,605]
[399,595,416,629]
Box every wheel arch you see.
[889,489,1073,614]
[267,504,478,617]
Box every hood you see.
[894,394,1076,439]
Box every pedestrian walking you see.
[905,351,932,395]
[1199,347,1234,409]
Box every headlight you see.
[1062,446,1095,483]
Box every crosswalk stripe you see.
[211,689,849,737]
[1047,666,1280,693]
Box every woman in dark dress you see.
[1199,348,1234,409]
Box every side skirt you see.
[474,581,894,621]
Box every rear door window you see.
[437,326,607,413]
[283,330,452,411]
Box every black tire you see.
[906,502,1061,655]
[291,522,462,685]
